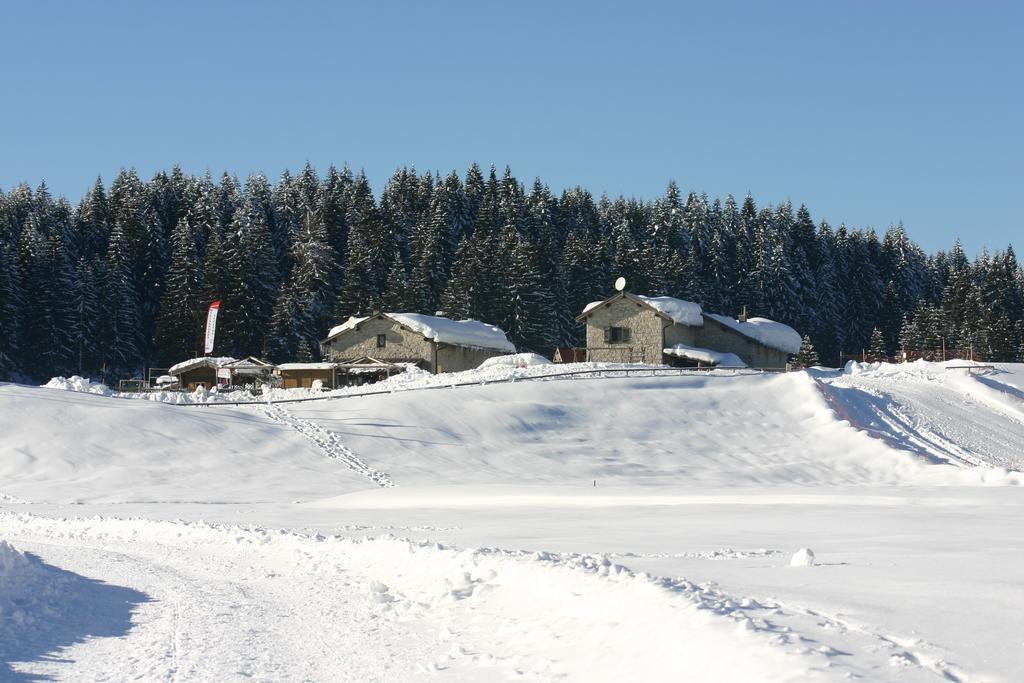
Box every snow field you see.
[288,370,1005,488]
[0,512,944,681]
[0,383,374,504]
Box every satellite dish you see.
[614,277,626,292]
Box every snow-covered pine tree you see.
[441,236,483,321]
[380,260,416,313]
[0,241,23,378]
[792,335,819,368]
[317,164,353,272]
[154,217,203,365]
[100,215,142,373]
[265,204,336,363]
[73,177,112,264]
[336,176,385,320]
[942,239,974,339]
[504,234,555,353]
[271,170,300,271]
[221,189,279,357]
[704,202,737,315]
[406,187,453,314]
[69,257,102,375]
[897,314,919,359]
[560,231,604,346]
[867,327,887,361]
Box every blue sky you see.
[1,1,1019,255]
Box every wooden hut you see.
[275,363,339,389]
[167,356,237,391]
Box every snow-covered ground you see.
[2,360,1023,680]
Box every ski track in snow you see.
[259,401,396,488]
[815,370,1024,472]
[0,513,974,682]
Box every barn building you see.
[577,291,801,369]
[320,312,515,374]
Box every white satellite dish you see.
[614,276,626,292]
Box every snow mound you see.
[479,353,553,369]
[704,314,802,354]
[663,344,747,367]
[789,548,816,567]
[43,376,112,396]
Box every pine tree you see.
[100,217,142,373]
[504,234,555,353]
[154,217,204,364]
[793,335,819,368]
[380,260,416,312]
[220,189,279,356]
[69,257,102,375]
[267,211,340,361]
[868,327,887,361]
[441,236,487,320]
[0,241,23,378]
[898,314,919,359]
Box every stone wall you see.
[582,296,667,363]
[436,345,504,373]
[663,322,698,347]
[693,316,789,368]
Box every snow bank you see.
[478,353,553,369]
[705,314,801,354]
[42,376,112,396]
[663,344,747,367]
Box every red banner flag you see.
[204,300,221,354]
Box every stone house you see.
[320,312,515,374]
[576,292,801,369]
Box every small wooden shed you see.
[275,363,339,389]
[222,357,275,387]
[167,356,237,391]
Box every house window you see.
[605,326,630,343]
[376,334,387,348]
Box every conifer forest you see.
[1,163,1022,381]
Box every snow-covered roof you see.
[326,313,515,353]
[276,363,338,371]
[663,344,747,368]
[581,293,704,327]
[327,316,368,340]
[388,313,515,352]
[168,357,238,375]
[704,314,801,354]
[222,357,273,368]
